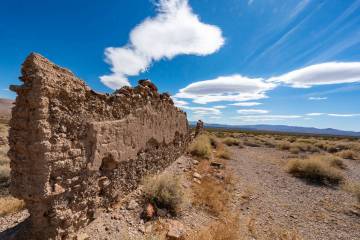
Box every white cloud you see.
[306,113,360,117]
[229,102,262,106]
[100,0,225,89]
[269,62,360,88]
[308,96,327,100]
[172,98,188,107]
[181,106,222,116]
[232,115,302,122]
[175,75,276,104]
[306,113,325,116]
[328,113,360,117]
[237,109,269,114]
[213,105,226,109]
[248,0,254,6]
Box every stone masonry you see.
[8,53,189,239]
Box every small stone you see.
[76,233,90,240]
[167,220,185,239]
[127,200,139,210]
[139,225,145,233]
[193,160,199,165]
[193,172,202,179]
[145,203,155,219]
[193,178,201,184]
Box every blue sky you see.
[1,0,360,131]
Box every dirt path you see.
[229,146,360,240]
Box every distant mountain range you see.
[190,122,360,137]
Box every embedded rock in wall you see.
[8,53,189,239]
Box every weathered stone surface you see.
[8,53,189,239]
[195,119,204,136]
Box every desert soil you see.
[230,146,360,240]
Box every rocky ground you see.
[230,146,360,240]
[1,142,360,239]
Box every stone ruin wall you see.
[8,53,189,239]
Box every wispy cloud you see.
[306,113,325,116]
[269,62,360,88]
[308,96,327,100]
[237,109,269,114]
[175,75,276,104]
[328,113,360,117]
[180,106,222,116]
[100,0,225,89]
[306,113,360,117]
[176,61,360,104]
[213,105,226,109]
[229,102,262,106]
[248,0,254,6]
[172,98,188,107]
[232,115,302,122]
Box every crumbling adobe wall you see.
[8,53,189,239]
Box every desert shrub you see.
[222,137,240,146]
[337,150,358,160]
[289,146,300,154]
[142,174,186,215]
[278,142,290,151]
[325,144,339,153]
[328,156,347,169]
[243,139,260,147]
[343,181,360,203]
[0,196,25,216]
[286,156,344,185]
[216,143,231,159]
[0,165,10,182]
[0,145,10,182]
[188,134,212,159]
[193,176,230,215]
[208,134,220,148]
[186,214,240,240]
[290,142,319,153]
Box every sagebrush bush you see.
[193,176,229,215]
[278,142,290,150]
[0,196,25,216]
[188,134,212,159]
[337,150,358,160]
[222,137,240,146]
[216,143,231,159]
[286,156,344,185]
[0,145,10,182]
[142,174,186,215]
[343,181,360,203]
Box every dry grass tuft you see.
[193,175,230,215]
[343,181,360,203]
[186,214,241,240]
[337,150,358,160]
[0,196,25,216]
[286,155,344,185]
[278,142,290,151]
[142,174,187,215]
[0,145,10,182]
[222,137,240,146]
[188,134,212,159]
[216,143,231,159]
